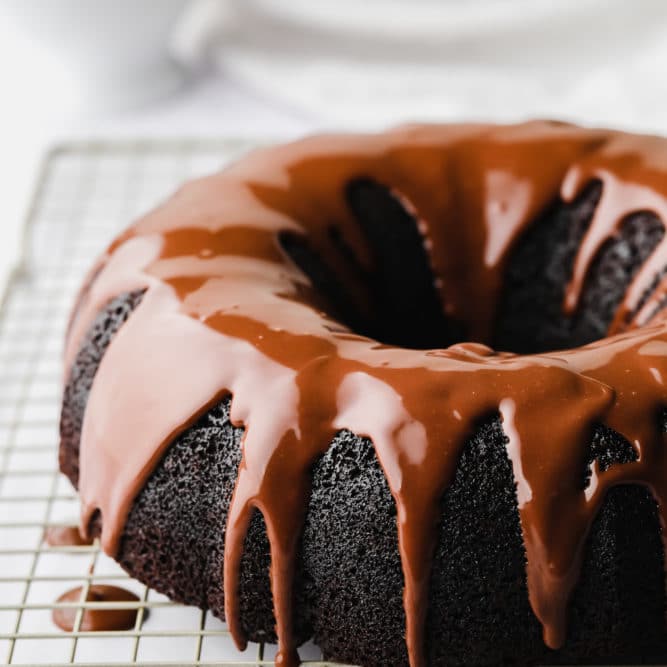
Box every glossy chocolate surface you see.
[63,122,667,667]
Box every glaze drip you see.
[44,524,94,547]
[63,122,667,667]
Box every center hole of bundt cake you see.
[280,178,465,350]
[279,179,666,353]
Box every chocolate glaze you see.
[44,525,94,547]
[53,585,139,632]
[62,122,667,667]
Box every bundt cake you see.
[59,121,667,666]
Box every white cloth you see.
[210,0,667,132]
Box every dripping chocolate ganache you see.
[60,122,667,666]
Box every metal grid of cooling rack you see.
[0,140,346,666]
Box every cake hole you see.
[281,179,667,354]
[279,180,465,350]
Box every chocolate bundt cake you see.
[60,122,667,666]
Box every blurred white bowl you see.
[3,0,190,114]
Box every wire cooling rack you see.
[0,140,347,666]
